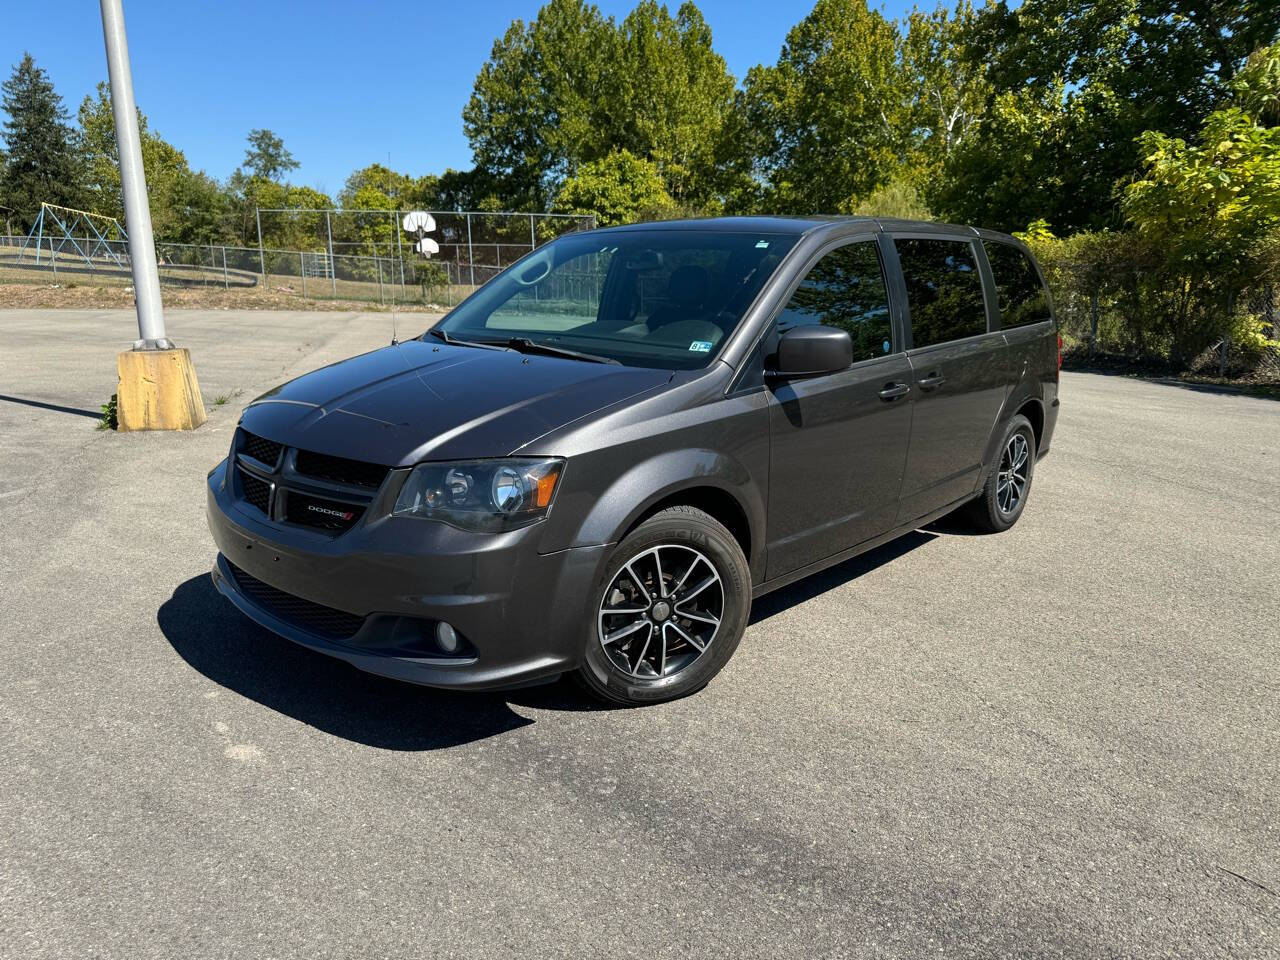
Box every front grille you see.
[227,561,365,640]
[232,428,389,538]
[241,430,283,468]
[285,491,365,532]
[294,449,389,490]
[240,470,271,514]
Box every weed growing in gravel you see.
[98,394,117,431]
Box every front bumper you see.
[206,460,609,691]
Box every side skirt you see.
[750,493,979,600]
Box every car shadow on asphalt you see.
[158,574,559,750]
[748,530,936,624]
[160,531,941,744]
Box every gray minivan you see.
[206,216,1059,705]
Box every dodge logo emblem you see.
[308,504,355,521]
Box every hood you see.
[239,339,673,465]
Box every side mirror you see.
[768,325,853,378]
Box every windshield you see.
[431,229,798,370]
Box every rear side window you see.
[894,238,987,348]
[776,240,893,362]
[984,241,1051,328]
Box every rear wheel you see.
[576,506,751,706]
[964,414,1036,532]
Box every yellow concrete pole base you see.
[116,347,207,431]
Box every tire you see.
[963,414,1037,533]
[575,505,751,706]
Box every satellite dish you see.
[402,210,436,233]
[415,237,440,256]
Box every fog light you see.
[436,621,460,654]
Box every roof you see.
[588,214,993,239]
[592,215,872,237]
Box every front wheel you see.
[575,505,751,706]
[963,414,1036,533]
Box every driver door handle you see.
[879,381,910,400]
[917,374,947,390]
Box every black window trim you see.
[726,231,904,395]
[884,230,998,353]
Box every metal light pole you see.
[100,0,169,349]
[99,0,205,430]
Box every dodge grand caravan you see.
[207,216,1059,705]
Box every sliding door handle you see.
[917,374,947,391]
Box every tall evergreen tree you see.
[0,53,84,230]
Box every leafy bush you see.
[1118,46,1280,363]
[1016,47,1280,374]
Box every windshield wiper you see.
[425,328,506,350]
[428,329,619,364]
[499,337,621,365]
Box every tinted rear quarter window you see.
[984,241,1051,328]
[894,238,987,348]
[777,240,894,362]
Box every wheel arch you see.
[983,386,1045,474]
[620,487,753,571]
[568,449,765,583]
[1016,396,1046,451]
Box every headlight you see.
[392,458,565,532]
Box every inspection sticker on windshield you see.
[755,240,770,248]
[689,340,713,353]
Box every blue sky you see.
[4,0,919,195]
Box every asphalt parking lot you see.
[2,308,1277,958]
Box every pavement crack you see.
[1214,865,1277,897]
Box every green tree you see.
[609,2,735,205]
[0,53,84,229]
[165,167,228,244]
[954,0,1280,231]
[730,0,907,214]
[78,82,225,242]
[252,180,333,250]
[463,0,735,210]
[851,181,932,220]
[242,128,298,182]
[463,0,616,210]
[552,149,676,225]
[901,1,988,173]
[343,181,398,256]
[929,83,1123,232]
[222,171,332,249]
[339,163,441,211]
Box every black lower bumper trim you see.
[225,560,365,639]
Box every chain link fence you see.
[0,209,596,308]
